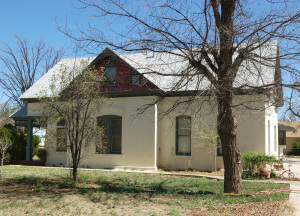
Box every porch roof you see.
[10,106,41,119]
[278,123,296,132]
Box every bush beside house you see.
[0,124,40,164]
[242,151,281,179]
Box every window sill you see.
[94,153,124,157]
[175,155,192,159]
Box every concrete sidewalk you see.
[289,181,300,216]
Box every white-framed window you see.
[176,116,191,156]
[56,119,67,152]
[104,62,118,86]
[96,115,122,154]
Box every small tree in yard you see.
[0,135,12,179]
[192,118,219,172]
[40,60,106,184]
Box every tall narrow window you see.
[104,62,118,86]
[176,116,191,156]
[97,115,122,154]
[57,119,67,152]
[274,125,277,152]
[268,120,271,153]
[278,130,286,145]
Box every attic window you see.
[130,74,141,86]
[130,70,141,86]
[104,62,117,87]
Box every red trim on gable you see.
[94,60,159,93]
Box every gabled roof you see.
[20,57,95,100]
[116,41,278,92]
[20,41,280,101]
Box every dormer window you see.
[130,71,141,86]
[104,62,117,87]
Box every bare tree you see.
[286,85,300,119]
[40,60,106,184]
[0,102,18,126]
[0,136,12,179]
[0,36,64,107]
[59,0,300,193]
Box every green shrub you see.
[242,151,281,179]
[25,134,40,156]
[0,124,26,162]
[37,148,47,162]
[291,140,300,155]
[0,124,40,163]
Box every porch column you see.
[26,119,33,161]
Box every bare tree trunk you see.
[72,162,78,184]
[218,91,242,194]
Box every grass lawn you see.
[0,166,292,216]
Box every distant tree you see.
[0,102,18,126]
[0,36,64,107]
[40,60,106,184]
[58,0,300,194]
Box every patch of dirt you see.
[191,200,294,216]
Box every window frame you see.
[278,130,286,146]
[130,70,141,86]
[96,115,122,154]
[56,119,67,152]
[103,62,118,87]
[176,115,191,156]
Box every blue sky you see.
[0,0,88,57]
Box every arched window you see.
[56,119,67,152]
[96,115,122,154]
[176,116,191,156]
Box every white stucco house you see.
[12,41,282,171]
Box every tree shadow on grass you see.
[0,176,220,203]
[0,176,286,205]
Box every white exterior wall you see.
[80,97,157,169]
[264,103,279,157]
[28,94,278,171]
[157,95,273,171]
[28,97,157,169]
